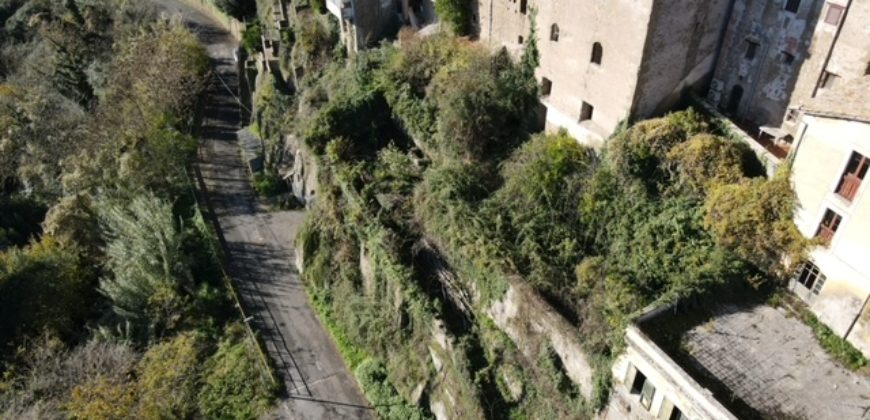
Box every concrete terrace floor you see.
[679,304,870,419]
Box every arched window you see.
[550,24,560,42]
[591,42,603,65]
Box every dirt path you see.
[152,1,373,418]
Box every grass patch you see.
[253,172,288,197]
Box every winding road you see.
[153,1,373,418]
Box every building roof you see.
[800,77,870,123]
[639,293,870,419]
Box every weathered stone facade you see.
[476,0,731,145]
[709,0,868,134]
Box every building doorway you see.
[726,85,744,115]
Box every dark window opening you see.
[550,24,560,42]
[781,51,795,65]
[669,407,686,420]
[745,40,759,60]
[785,0,801,13]
[520,0,527,14]
[825,3,844,25]
[579,102,594,122]
[518,35,524,44]
[726,84,743,114]
[541,77,552,96]
[865,62,870,75]
[795,261,827,294]
[816,208,842,244]
[630,370,647,394]
[591,42,603,65]
[836,151,868,201]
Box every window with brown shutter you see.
[836,152,868,201]
[815,209,842,244]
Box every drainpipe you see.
[811,0,852,98]
[786,111,809,163]
[844,291,870,339]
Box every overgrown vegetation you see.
[250,5,810,413]
[0,1,275,417]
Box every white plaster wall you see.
[792,115,870,353]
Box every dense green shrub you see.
[355,359,428,420]
[0,237,91,348]
[704,167,809,276]
[214,0,256,19]
[198,324,276,420]
[253,171,288,197]
[435,0,470,35]
[242,19,263,54]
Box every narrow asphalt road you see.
[152,1,373,418]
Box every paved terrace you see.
[643,301,870,419]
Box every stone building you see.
[475,0,733,146]
[327,0,435,52]
[708,0,868,155]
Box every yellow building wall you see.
[791,115,870,355]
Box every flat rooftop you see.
[640,296,870,419]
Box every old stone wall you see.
[708,0,826,128]
[487,282,595,400]
[631,0,731,119]
[788,1,870,114]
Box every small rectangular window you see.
[518,35,524,44]
[825,3,844,25]
[669,407,686,420]
[520,0,527,14]
[785,0,801,13]
[629,370,646,394]
[821,71,839,89]
[815,208,842,244]
[579,102,594,122]
[781,51,795,65]
[541,77,552,96]
[794,261,827,293]
[835,151,868,201]
[640,380,656,410]
[745,40,759,60]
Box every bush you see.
[704,167,809,276]
[198,324,275,420]
[354,358,427,420]
[253,171,288,197]
[136,332,201,418]
[242,19,263,54]
[0,237,91,348]
[435,0,470,35]
[214,0,256,19]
